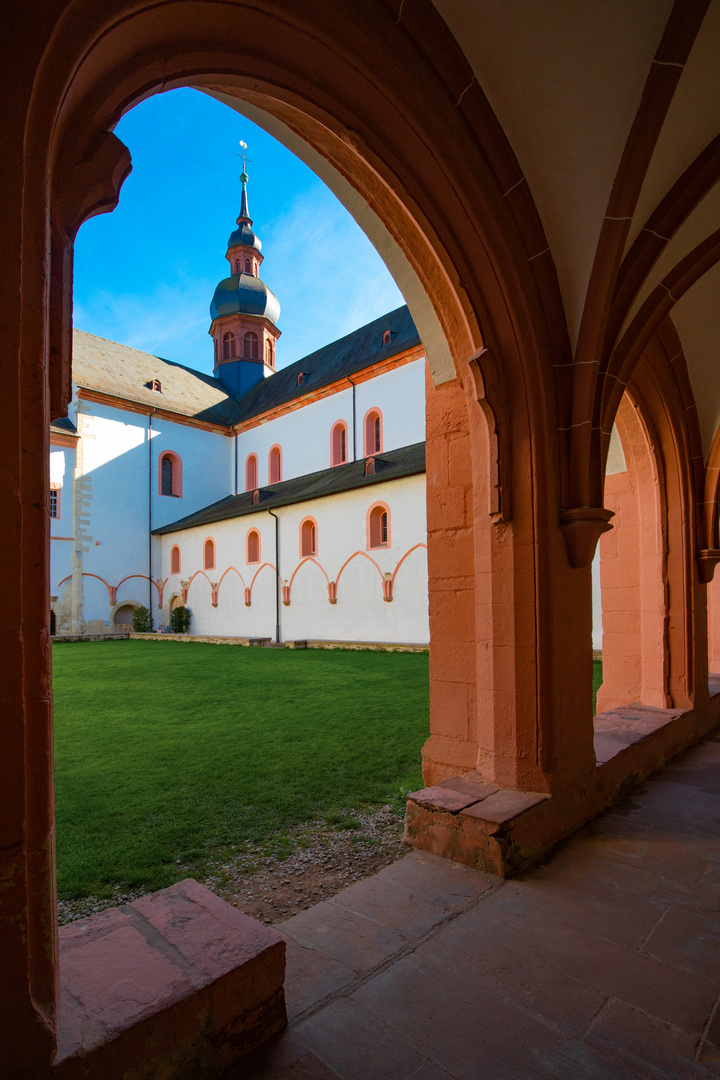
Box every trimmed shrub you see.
[132,606,154,633]
[170,606,191,634]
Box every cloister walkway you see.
[238,730,720,1080]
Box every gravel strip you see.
[58,805,409,926]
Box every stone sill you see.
[593,703,686,765]
[53,879,286,1079]
[404,774,549,877]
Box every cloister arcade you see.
[4,1,720,1075]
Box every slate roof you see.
[153,440,426,535]
[72,330,241,426]
[50,416,78,437]
[230,305,420,424]
[70,304,420,429]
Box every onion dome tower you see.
[209,149,281,397]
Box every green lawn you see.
[53,641,429,899]
[593,658,603,714]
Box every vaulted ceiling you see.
[433,0,720,456]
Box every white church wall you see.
[50,443,75,617]
[235,358,426,488]
[158,471,428,644]
[352,360,426,456]
[150,416,233,528]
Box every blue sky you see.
[73,88,404,376]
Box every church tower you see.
[209,153,281,397]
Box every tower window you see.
[235,259,240,273]
[244,331,259,359]
[363,408,383,456]
[266,339,274,366]
[222,331,236,360]
[245,258,251,273]
[331,421,348,466]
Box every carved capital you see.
[560,507,614,568]
[467,348,511,522]
[697,549,720,584]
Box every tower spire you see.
[237,140,252,224]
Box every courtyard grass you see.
[53,640,429,899]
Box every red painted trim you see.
[203,536,216,571]
[330,420,349,467]
[245,453,258,492]
[268,444,282,485]
[335,550,384,589]
[288,557,329,590]
[77,388,235,436]
[362,407,383,456]
[158,450,182,498]
[299,515,318,558]
[184,569,214,600]
[366,500,391,549]
[246,528,261,564]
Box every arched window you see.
[234,259,240,273]
[363,408,383,456]
[245,453,258,492]
[158,451,182,497]
[266,339,274,366]
[367,502,391,548]
[222,331,236,360]
[244,257,251,273]
[331,421,348,466]
[244,331,259,359]
[170,545,181,575]
[300,517,317,558]
[246,528,260,564]
[214,338,218,363]
[203,538,215,571]
[269,445,282,485]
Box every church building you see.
[50,168,429,645]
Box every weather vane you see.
[238,140,251,176]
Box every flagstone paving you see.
[233,731,720,1079]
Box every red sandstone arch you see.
[6,3,635,1069]
[597,327,702,715]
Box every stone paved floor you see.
[234,732,720,1079]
